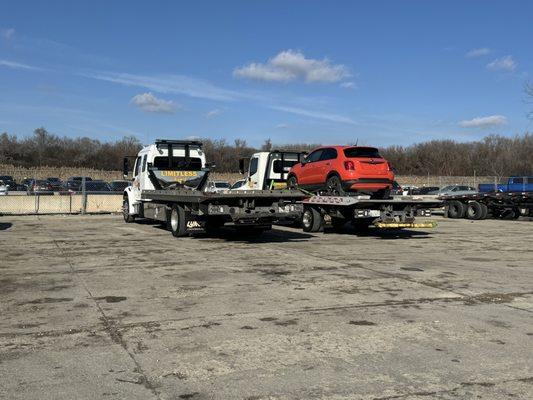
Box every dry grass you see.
[1,164,494,187]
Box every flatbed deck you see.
[141,189,307,203]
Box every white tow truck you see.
[122,140,305,237]
[238,150,442,232]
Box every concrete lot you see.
[0,215,532,400]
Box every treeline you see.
[1,128,532,176]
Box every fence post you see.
[81,176,87,214]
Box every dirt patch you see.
[463,292,530,305]
[274,319,298,326]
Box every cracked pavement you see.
[0,215,532,399]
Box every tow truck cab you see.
[238,151,306,190]
[123,139,207,216]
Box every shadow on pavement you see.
[0,222,13,231]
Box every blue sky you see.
[1,1,532,147]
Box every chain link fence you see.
[0,177,124,215]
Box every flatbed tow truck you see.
[122,140,305,237]
[238,150,442,233]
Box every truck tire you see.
[447,201,465,219]
[287,175,298,189]
[479,203,489,220]
[302,206,323,232]
[466,201,483,220]
[500,208,521,220]
[168,204,187,237]
[123,197,135,223]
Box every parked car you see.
[46,177,63,191]
[400,185,418,196]
[108,180,131,192]
[391,181,403,195]
[0,175,17,190]
[20,178,34,190]
[427,185,477,196]
[62,180,82,193]
[478,176,533,193]
[67,176,93,182]
[287,146,394,198]
[412,186,441,195]
[205,181,231,192]
[27,179,54,194]
[0,180,8,195]
[230,179,246,190]
[84,180,111,192]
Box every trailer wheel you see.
[168,204,187,237]
[466,201,483,220]
[302,206,323,232]
[479,203,489,220]
[499,208,520,220]
[447,201,465,219]
[123,197,135,223]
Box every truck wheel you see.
[168,204,187,237]
[302,206,323,232]
[123,197,135,223]
[287,175,298,189]
[447,201,465,219]
[326,175,345,196]
[466,202,483,220]
[479,203,489,220]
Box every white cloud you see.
[84,71,239,101]
[459,115,507,128]
[276,123,288,129]
[0,59,41,71]
[487,55,516,72]
[340,81,357,89]
[1,28,15,40]
[130,92,177,113]
[465,47,491,58]
[269,105,355,124]
[234,50,350,83]
[205,109,221,118]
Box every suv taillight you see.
[344,160,355,171]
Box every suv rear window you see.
[343,147,381,158]
[153,157,203,170]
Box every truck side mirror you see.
[123,157,129,179]
[238,158,245,175]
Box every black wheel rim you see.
[327,178,341,195]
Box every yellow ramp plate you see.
[374,221,438,229]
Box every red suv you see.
[287,146,394,198]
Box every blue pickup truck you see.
[478,176,533,193]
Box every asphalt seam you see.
[44,217,162,400]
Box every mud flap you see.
[183,210,206,234]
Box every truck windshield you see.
[343,147,381,158]
[153,157,202,170]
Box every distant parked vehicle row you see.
[0,175,131,194]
